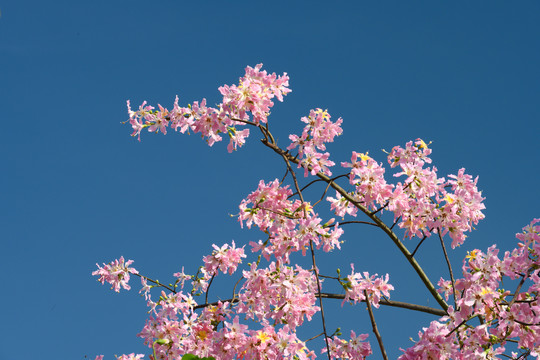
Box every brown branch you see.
[134,273,177,294]
[438,231,457,308]
[364,290,389,360]
[313,176,336,207]
[290,174,349,199]
[514,319,540,326]
[326,220,378,228]
[205,273,216,305]
[260,139,449,312]
[310,243,331,360]
[370,201,389,216]
[306,332,325,342]
[411,234,429,257]
[229,117,257,127]
[317,293,446,316]
[193,292,446,316]
[508,274,528,307]
[390,216,401,230]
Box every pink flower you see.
[227,127,250,153]
[288,109,342,178]
[327,192,358,218]
[324,330,371,359]
[399,321,457,360]
[173,266,192,290]
[126,64,290,152]
[116,355,144,360]
[92,256,138,292]
[203,240,246,276]
[219,64,291,125]
[342,264,394,308]
[342,152,393,211]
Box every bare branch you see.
[438,231,457,308]
[364,290,389,360]
[326,220,378,228]
[194,292,447,316]
[134,273,177,294]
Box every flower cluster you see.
[92,256,138,292]
[126,64,290,153]
[328,139,485,248]
[239,179,343,262]
[93,64,539,359]
[189,241,247,293]
[338,151,393,211]
[398,321,457,359]
[137,294,317,360]
[203,241,246,276]
[238,261,320,329]
[218,63,291,125]
[287,108,343,177]
[324,331,372,359]
[342,264,394,308]
[389,139,485,247]
[94,355,144,360]
[401,219,540,359]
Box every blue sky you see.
[2,1,539,359]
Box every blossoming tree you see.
[94,65,540,359]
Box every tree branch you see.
[364,290,389,360]
[193,292,447,316]
[260,139,449,312]
[438,231,457,308]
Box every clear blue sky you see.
[2,1,539,359]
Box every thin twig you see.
[290,174,349,199]
[309,242,331,360]
[370,201,389,216]
[318,274,340,280]
[364,290,389,360]
[305,332,325,342]
[438,231,457,308]
[514,319,540,326]
[313,177,335,207]
[326,220,378,228]
[205,273,216,305]
[411,234,428,257]
[134,273,176,293]
[317,292,446,316]
[229,117,257,127]
[280,167,289,186]
[295,178,325,196]
[390,216,401,230]
[508,274,528,307]
[232,275,243,302]
[445,315,481,337]
[410,228,436,257]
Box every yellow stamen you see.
[256,331,271,343]
[197,330,208,341]
[466,249,478,261]
[359,152,371,161]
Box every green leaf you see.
[181,355,216,360]
[181,355,198,360]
